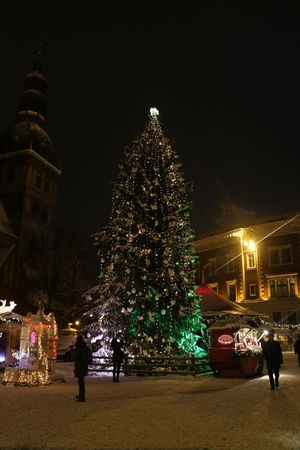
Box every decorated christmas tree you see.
[86,108,206,358]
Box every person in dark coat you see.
[74,335,91,402]
[111,337,124,382]
[262,329,283,390]
[294,334,300,366]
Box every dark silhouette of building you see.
[0,60,61,311]
[0,201,27,303]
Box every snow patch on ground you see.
[0,354,300,449]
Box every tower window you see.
[36,174,42,189]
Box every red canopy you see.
[195,284,259,316]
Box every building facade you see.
[194,213,300,324]
[0,201,27,303]
[0,62,61,310]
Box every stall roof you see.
[0,311,24,323]
[195,284,261,316]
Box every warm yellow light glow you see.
[248,240,256,251]
[243,240,256,251]
[75,320,80,326]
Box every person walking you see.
[294,334,300,366]
[111,337,124,382]
[262,329,283,390]
[74,335,92,402]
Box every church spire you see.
[16,45,47,128]
[0,49,57,167]
[34,41,43,72]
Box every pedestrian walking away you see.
[262,329,283,390]
[74,335,93,402]
[111,336,124,382]
[294,334,300,367]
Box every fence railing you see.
[88,355,211,376]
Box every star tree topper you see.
[150,107,159,117]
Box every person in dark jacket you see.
[111,337,124,382]
[74,335,91,402]
[294,334,300,366]
[262,330,283,390]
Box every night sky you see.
[1,2,300,238]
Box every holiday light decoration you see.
[0,300,24,367]
[86,108,207,359]
[218,335,234,345]
[3,308,58,386]
[0,299,17,314]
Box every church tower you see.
[0,61,61,259]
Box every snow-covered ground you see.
[0,352,300,450]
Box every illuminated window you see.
[246,252,256,269]
[268,245,292,266]
[249,284,257,297]
[269,277,296,297]
[226,280,237,301]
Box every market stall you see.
[195,284,264,377]
[208,316,263,377]
[2,307,58,385]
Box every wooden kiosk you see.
[3,307,58,386]
[195,284,263,378]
